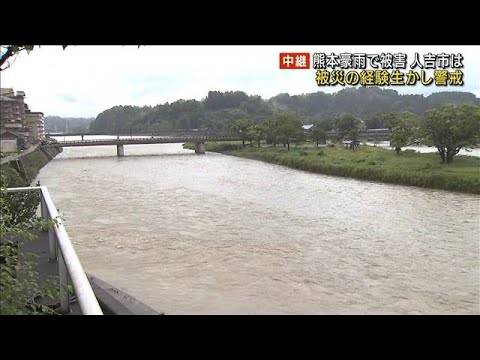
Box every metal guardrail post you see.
[40,196,47,223]
[58,249,70,314]
[48,217,58,262]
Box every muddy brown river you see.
[35,140,480,314]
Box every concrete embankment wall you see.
[87,274,162,315]
[1,144,63,182]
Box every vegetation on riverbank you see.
[1,145,62,183]
[219,104,479,164]
[0,145,63,315]
[0,168,60,315]
[183,142,480,194]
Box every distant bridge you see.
[326,128,390,141]
[44,132,241,156]
[43,129,391,157]
[45,131,220,139]
[47,128,391,139]
[46,132,106,137]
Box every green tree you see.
[293,130,307,147]
[335,113,361,142]
[248,124,264,148]
[274,113,303,151]
[230,119,253,147]
[311,127,326,147]
[387,111,420,154]
[1,170,60,315]
[364,112,389,129]
[315,116,335,132]
[263,118,278,147]
[347,130,359,151]
[420,104,480,164]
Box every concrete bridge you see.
[46,131,224,140]
[48,128,390,140]
[44,129,390,156]
[44,133,241,156]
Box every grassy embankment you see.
[183,142,480,194]
[1,146,62,184]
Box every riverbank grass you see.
[183,142,480,194]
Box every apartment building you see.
[25,111,45,143]
[1,88,46,150]
[0,89,28,132]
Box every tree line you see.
[230,104,480,164]
[388,105,480,163]
[88,88,480,134]
[85,88,479,164]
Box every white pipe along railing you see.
[6,186,103,315]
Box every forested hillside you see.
[44,116,94,133]
[88,88,479,134]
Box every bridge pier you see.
[117,144,125,157]
[194,142,205,154]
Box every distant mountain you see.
[44,116,94,133]
[88,88,480,134]
[268,88,480,120]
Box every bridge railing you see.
[6,186,103,315]
[49,134,241,145]
[47,130,235,138]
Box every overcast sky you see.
[2,45,479,118]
